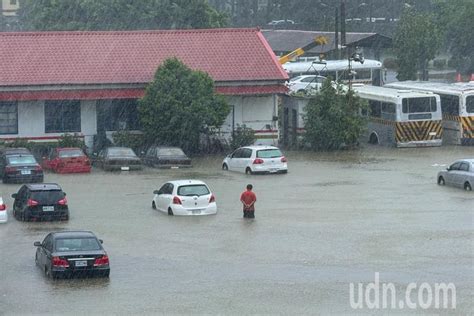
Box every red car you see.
[42,148,91,174]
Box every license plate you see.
[121,166,130,171]
[21,170,31,175]
[43,206,54,212]
[171,166,179,169]
[75,260,87,267]
[192,210,201,215]
[269,169,278,173]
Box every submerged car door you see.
[240,148,253,171]
[445,162,461,186]
[228,149,242,171]
[455,162,469,187]
[157,183,174,211]
[39,234,53,268]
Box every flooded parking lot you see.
[0,146,472,314]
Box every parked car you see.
[0,151,44,183]
[437,159,473,191]
[222,145,288,174]
[152,180,217,216]
[42,147,91,173]
[143,146,191,168]
[0,197,7,223]
[287,75,326,94]
[267,19,295,26]
[34,231,110,279]
[12,183,69,221]
[93,147,142,171]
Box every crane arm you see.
[278,36,328,65]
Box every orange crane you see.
[278,35,328,64]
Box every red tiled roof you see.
[0,28,288,87]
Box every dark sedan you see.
[143,146,192,168]
[94,147,142,171]
[0,153,44,183]
[34,231,110,279]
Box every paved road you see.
[0,145,472,314]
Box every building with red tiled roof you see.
[0,28,288,147]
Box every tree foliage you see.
[138,58,230,154]
[394,8,441,80]
[18,0,227,31]
[230,124,255,150]
[303,80,367,151]
[433,0,474,74]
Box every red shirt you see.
[240,190,257,211]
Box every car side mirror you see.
[11,193,17,199]
[446,167,450,171]
[153,190,159,195]
[63,192,67,196]
[34,241,42,247]
[99,239,103,244]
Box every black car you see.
[143,146,192,168]
[12,183,69,221]
[93,147,142,171]
[34,231,110,279]
[0,149,44,183]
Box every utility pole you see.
[340,0,346,47]
[335,6,339,59]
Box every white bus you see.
[384,81,474,145]
[352,85,443,147]
[282,59,384,86]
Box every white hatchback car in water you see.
[222,145,288,174]
[437,159,473,191]
[0,197,7,223]
[152,180,217,216]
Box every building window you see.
[10,0,17,5]
[44,100,81,133]
[97,99,140,131]
[0,101,18,134]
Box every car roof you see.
[51,231,97,239]
[1,147,31,155]
[167,179,207,186]
[239,145,281,150]
[456,159,474,163]
[25,183,62,191]
[57,147,83,151]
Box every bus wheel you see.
[369,133,379,145]
[438,177,445,185]
[464,182,472,191]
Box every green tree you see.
[434,0,474,75]
[303,80,367,151]
[394,8,442,81]
[138,58,230,154]
[18,0,227,31]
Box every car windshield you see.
[108,148,136,157]
[6,155,36,165]
[30,190,65,204]
[177,184,210,196]
[58,149,85,158]
[55,237,101,252]
[256,149,283,158]
[157,148,185,156]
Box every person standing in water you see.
[240,184,257,218]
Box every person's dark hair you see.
[246,184,253,190]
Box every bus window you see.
[354,69,372,80]
[466,96,474,113]
[369,100,382,117]
[381,102,396,120]
[439,95,460,115]
[402,97,437,113]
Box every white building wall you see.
[17,101,45,137]
[81,100,97,149]
[221,95,279,146]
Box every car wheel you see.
[168,207,174,216]
[102,270,110,278]
[369,133,379,145]
[245,167,253,175]
[465,182,472,191]
[437,176,445,185]
[62,213,69,221]
[222,163,228,171]
[152,201,157,210]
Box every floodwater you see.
[0,145,472,314]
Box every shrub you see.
[383,57,398,69]
[433,58,446,69]
[230,124,256,150]
[58,133,85,148]
[112,130,146,153]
